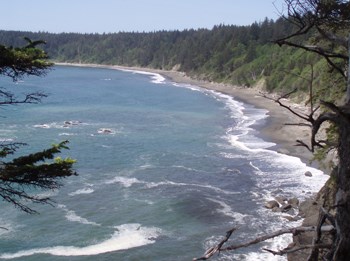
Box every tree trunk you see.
[346,34,350,104]
[334,35,350,260]
[333,118,350,260]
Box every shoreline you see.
[55,62,318,170]
[158,70,316,167]
[54,62,327,260]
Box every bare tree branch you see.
[284,122,312,127]
[263,243,332,256]
[193,225,335,260]
[192,228,237,260]
[307,206,337,260]
[316,27,348,49]
[0,88,48,107]
[260,90,311,122]
[276,40,347,78]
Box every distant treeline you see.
[0,18,340,100]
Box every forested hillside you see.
[0,17,341,101]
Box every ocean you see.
[0,66,327,260]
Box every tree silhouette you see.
[0,38,76,214]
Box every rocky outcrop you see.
[262,177,337,261]
[264,200,279,209]
[287,174,336,261]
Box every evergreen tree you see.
[0,39,76,214]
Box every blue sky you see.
[1,0,285,33]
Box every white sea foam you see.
[172,85,274,154]
[97,128,117,135]
[171,82,202,92]
[249,150,328,200]
[0,223,161,259]
[57,204,100,226]
[171,165,208,173]
[0,138,14,142]
[249,161,261,171]
[119,68,166,84]
[68,187,94,196]
[203,90,276,152]
[35,190,59,199]
[34,120,84,130]
[33,123,52,129]
[105,176,143,187]
[33,122,64,129]
[202,87,328,200]
[207,198,248,224]
[59,132,76,136]
[105,176,239,195]
[139,164,153,169]
[65,210,100,226]
[146,180,240,195]
[150,74,166,84]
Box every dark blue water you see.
[0,66,326,260]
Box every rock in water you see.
[304,171,313,177]
[264,200,279,209]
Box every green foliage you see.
[312,123,339,170]
[0,141,77,214]
[0,41,53,81]
[0,38,76,213]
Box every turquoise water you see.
[0,66,327,260]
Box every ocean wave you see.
[106,176,239,195]
[150,74,166,84]
[59,132,76,136]
[65,210,100,226]
[171,82,202,92]
[146,180,239,195]
[249,161,261,172]
[57,204,100,226]
[199,89,275,152]
[33,123,52,129]
[207,198,249,224]
[97,128,117,135]
[105,176,142,187]
[0,138,14,142]
[119,68,166,84]
[68,187,94,196]
[35,190,59,199]
[34,120,84,130]
[173,84,272,154]
[250,151,328,200]
[209,88,327,199]
[171,165,208,173]
[0,223,161,259]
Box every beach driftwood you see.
[193,225,334,260]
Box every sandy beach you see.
[56,63,316,168]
